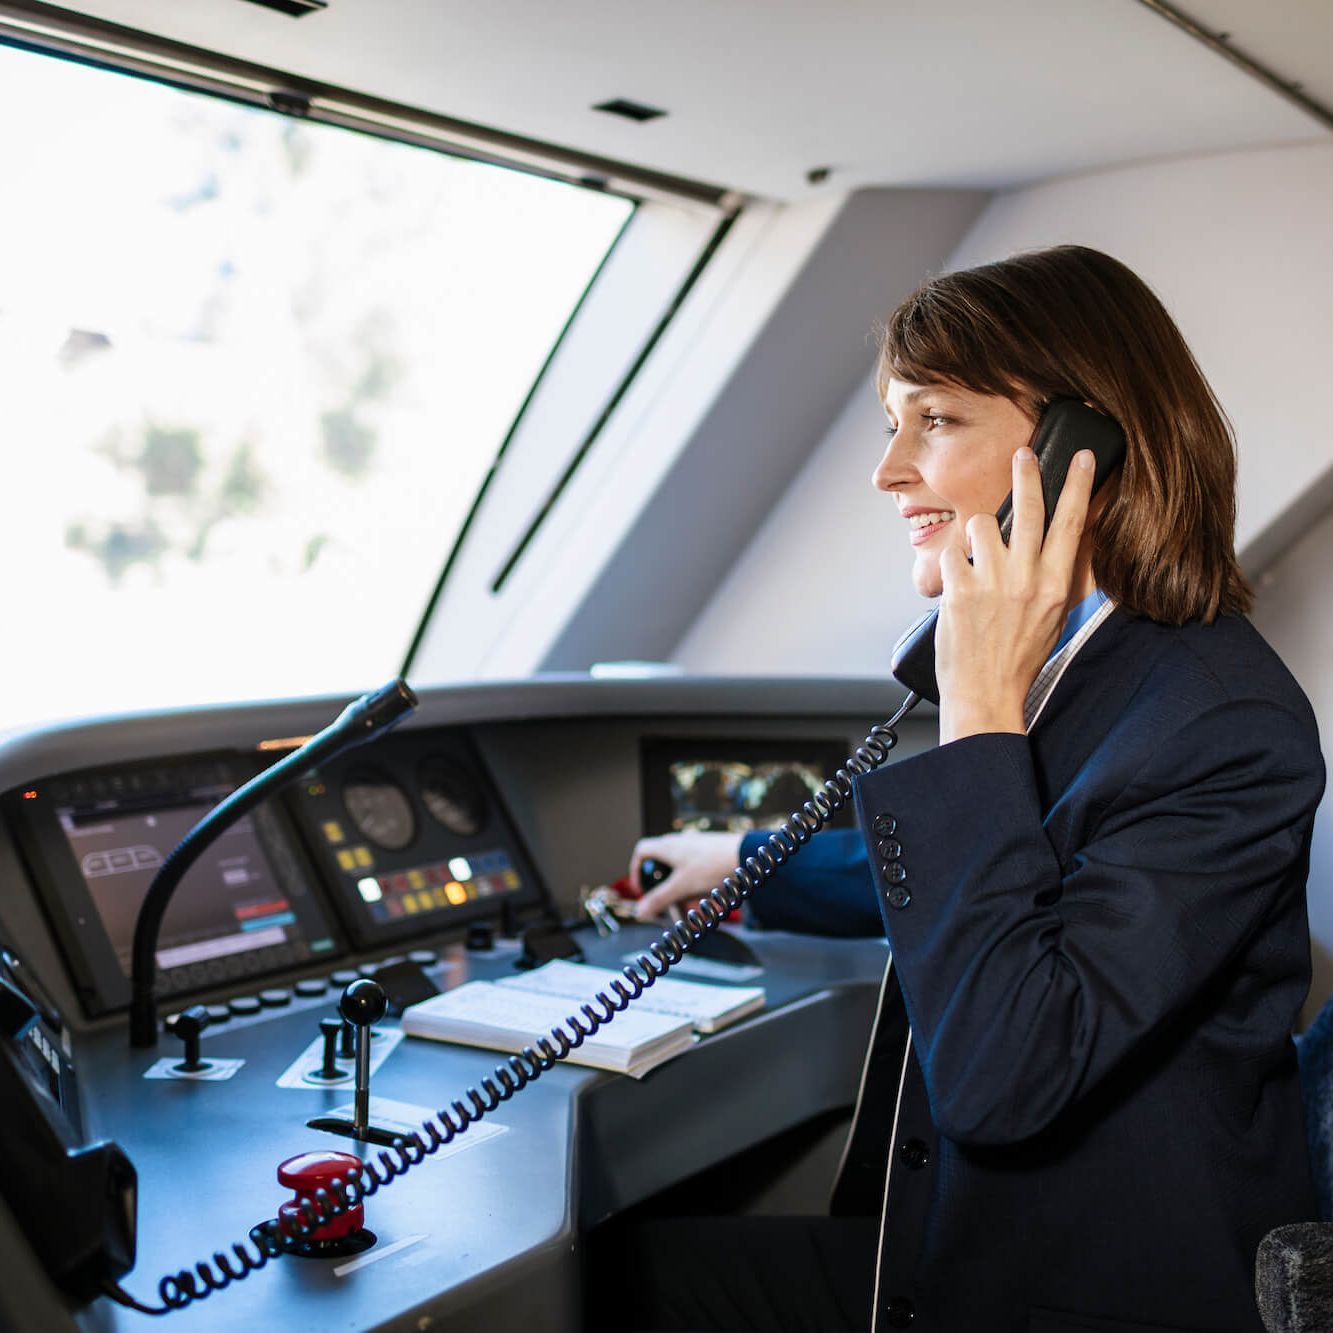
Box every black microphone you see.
[128,678,418,1047]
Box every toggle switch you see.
[310,1016,346,1082]
[171,1005,212,1074]
[276,1150,375,1257]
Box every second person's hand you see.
[629,829,744,921]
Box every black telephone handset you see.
[0,941,136,1306]
[890,399,1127,705]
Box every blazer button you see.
[899,1138,929,1170]
[881,862,907,885]
[872,814,897,837]
[877,838,902,861]
[886,884,911,910]
[885,1297,915,1327]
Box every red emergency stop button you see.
[277,1150,373,1255]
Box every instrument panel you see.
[288,729,544,948]
[3,727,549,1019]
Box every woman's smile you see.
[902,506,957,546]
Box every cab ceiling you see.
[39,0,1332,199]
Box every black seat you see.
[1256,998,1333,1332]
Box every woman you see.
[626,245,1324,1331]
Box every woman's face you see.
[873,377,1037,597]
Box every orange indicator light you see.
[21,790,37,800]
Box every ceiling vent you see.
[593,98,667,123]
[240,0,328,16]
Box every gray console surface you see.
[77,929,889,1331]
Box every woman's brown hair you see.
[878,245,1251,623]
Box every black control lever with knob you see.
[637,858,761,968]
[341,979,387,1140]
[306,979,394,1144]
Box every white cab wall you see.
[674,373,907,676]
[1252,514,1333,1026]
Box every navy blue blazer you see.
[747,610,1324,1333]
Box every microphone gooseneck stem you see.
[128,679,418,1048]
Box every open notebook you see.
[400,959,766,1079]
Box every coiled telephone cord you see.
[105,692,920,1315]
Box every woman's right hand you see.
[629,830,745,921]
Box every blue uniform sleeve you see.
[739,827,883,938]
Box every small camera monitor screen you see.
[640,738,858,837]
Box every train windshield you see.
[0,41,633,730]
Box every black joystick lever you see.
[339,979,388,1140]
[640,857,672,891]
[171,1005,212,1074]
[638,858,761,968]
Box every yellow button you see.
[354,846,373,868]
[322,820,345,844]
[402,895,419,914]
[336,849,357,872]
[407,869,425,890]
[444,880,468,906]
[503,870,521,889]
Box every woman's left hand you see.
[935,446,1097,745]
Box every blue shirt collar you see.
[1052,588,1109,658]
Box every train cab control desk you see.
[74,928,888,1330]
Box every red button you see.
[277,1150,365,1242]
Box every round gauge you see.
[342,769,417,851]
[418,756,487,837]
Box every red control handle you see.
[277,1150,365,1242]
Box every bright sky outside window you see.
[0,44,633,732]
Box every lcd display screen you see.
[58,798,326,977]
[13,757,342,1014]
